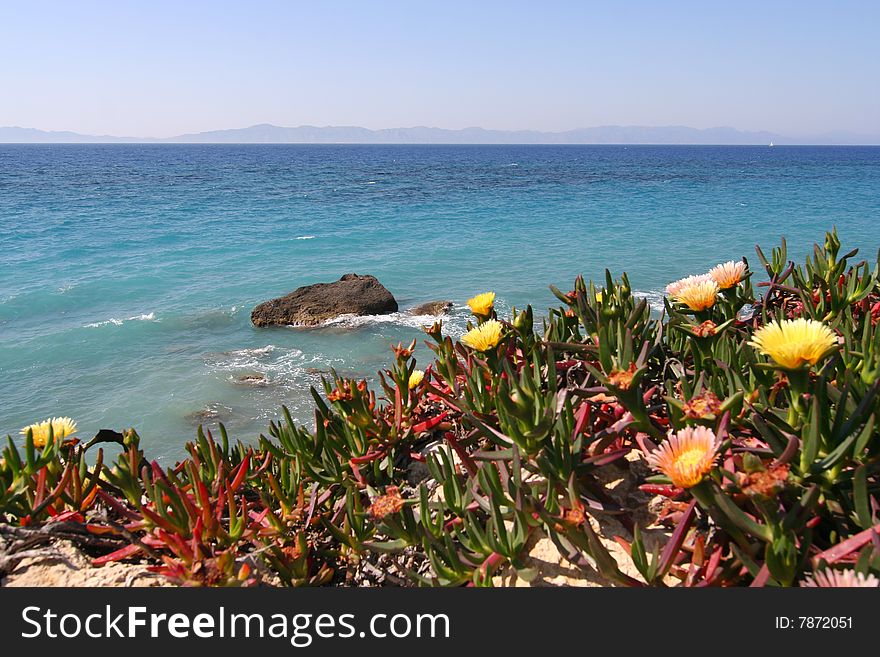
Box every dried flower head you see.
[673,279,720,312]
[666,274,713,298]
[739,463,789,498]
[562,506,585,526]
[408,370,424,389]
[460,319,503,352]
[800,569,880,588]
[748,318,838,369]
[646,426,720,489]
[607,363,637,390]
[20,417,77,448]
[466,292,496,316]
[682,390,722,419]
[709,260,747,289]
[369,486,405,520]
[692,320,718,338]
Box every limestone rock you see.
[251,274,398,327]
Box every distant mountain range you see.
[1,123,878,145]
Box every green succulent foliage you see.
[3,230,880,588]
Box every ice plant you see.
[467,291,496,317]
[673,279,719,312]
[20,416,77,448]
[748,318,838,370]
[647,426,720,489]
[709,260,747,289]
[666,273,712,298]
[460,319,503,352]
[1,229,878,589]
[800,569,880,587]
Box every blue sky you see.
[1,0,877,137]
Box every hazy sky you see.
[1,1,877,137]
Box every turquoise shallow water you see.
[1,144,878,459]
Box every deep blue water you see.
[1,144,878,459]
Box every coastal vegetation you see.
[3,229,880,587]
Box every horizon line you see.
[2,122,879,146]
[4,142,880,147]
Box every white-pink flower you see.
[709,260,747,289]
[665,273,713,298]
[800,569,880,588]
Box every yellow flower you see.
[646,426,720,489]
[466,292,495,316]
[20,416,78,448]
[709,260,747,289]
[595,291,604,303]
[666,274,712,298]
[408,370,424,389]
[748,318,838,369]
[460,319,503,352]
[673,279,719,311]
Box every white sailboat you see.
[769,141,775,147]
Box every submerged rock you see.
[186,403,233,425]
[251,273,398,327]
[409,300,453,316]
[236,373,268,386]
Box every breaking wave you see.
[634,290,667,313]
[319,308,470,337]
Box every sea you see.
[1,144,878,460]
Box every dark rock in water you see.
[409,300,453,316]
[251,273,398,327]
[236,373,268,385]
[187,403,233,425]
[306,367,330,375]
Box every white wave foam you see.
[84,312,157,328]
[222,345,277,359]
[204,344,348,388]
[322,311,442,328]
[318,309,471,337]
[84,318,123,328]
[206,345,293,373]
[634,290,666,312]
[295,235,316,240]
